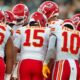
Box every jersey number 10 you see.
[61,32,80,54]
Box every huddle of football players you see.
[0,1,80,80]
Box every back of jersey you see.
[0,25,10,58]
[19,26,51,61]
[51,24,80,61]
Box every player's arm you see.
[42,34,57,78]
[13,30,21,64]
[44,34,56,64]
[5,37,14,79]
[10,30,21,80]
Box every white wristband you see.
[43,62,48,65]
[5,74,11,80]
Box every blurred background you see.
[0,0,80,19]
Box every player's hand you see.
[42,64,50,78]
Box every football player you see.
[11,3,29,80]
[43,19,80,80]
[4,10,18,80]
[0,10,14,80]
[38,1,63,26]
[71,13,80,80]
[13,11,56,80]
[38,1,63,80]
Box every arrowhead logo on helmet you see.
[71,14,80,31]
[4,10,16,25]
[38,1,59,19]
